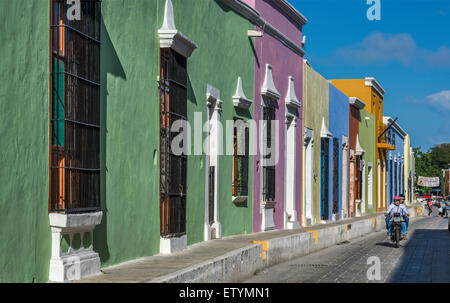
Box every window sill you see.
[48,211,103,282]
[49,211,103,229]
[262,201,277,209]
[232,196,248,205]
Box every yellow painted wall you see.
[303,63,330,225]
[404,135,411,205]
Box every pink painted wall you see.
[246,0,305,232]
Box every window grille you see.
[357,156,363,200]
[394,159,397,196]
[262,107,276,202]
[159,48,187,238]
[232,119,249,197]
[390,158,393,201]
[208,166,215,225]
[49,0,101,213]
[321,138,329,220]
[332,138,339,214]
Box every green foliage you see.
[414,143,450,194]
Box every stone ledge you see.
[49,211,103,229]
[149,209,422,283]
[48,211,103,282]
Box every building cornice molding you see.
[158,0,198,58]
[365,77,386,97]
[320,117,332,138]
[270,0,308,27]
[383,116,407,138]
[355,134,365,156]
[222,0,305,57]
[206,84,222,112]
[285,76,301,109]
[232,77,253,110]
[261,64,281,100]
[349,97,366,110]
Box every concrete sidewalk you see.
[73,205,424,283]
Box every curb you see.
[148,206,423,283]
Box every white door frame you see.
[341,136,348,219]
[284,116,299,229]
[304,128,314,224]
[204,85,222,240]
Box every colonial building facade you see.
[0,0,417,283]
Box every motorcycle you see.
[390,212,404,248]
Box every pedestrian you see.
[439,199,447,217]
[427,199,433,216]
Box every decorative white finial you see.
[160,0,176,31]
[261,64,280,100]
[355,134,365,155]
[320,117,332,138]
[158,0,198,58]
[233,77,253,109]
[285,76,301,109]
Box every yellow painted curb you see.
[305,230,318,245]
[251,241,268,260]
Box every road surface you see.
[245,214,449,283]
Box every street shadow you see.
[387,228,450,283]
[93,16,127,264]
[375,241,398,248]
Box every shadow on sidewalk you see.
[386,224,450,283]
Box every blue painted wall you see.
[386,126,405,205]
[328,84,349,220]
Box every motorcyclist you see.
[385,196,409,240]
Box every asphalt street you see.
[245,212,450,283]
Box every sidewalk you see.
[73,206,423,283]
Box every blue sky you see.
[291,0,450,151]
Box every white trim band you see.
[222,0,306,57]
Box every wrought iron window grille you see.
[49,0,101,213]
[159,48,188,238]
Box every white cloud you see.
[426,90,450,110]
[424,46,450,68]
[329,32,450,69]
[335,32,417,66]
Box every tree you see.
[413,143,450,195]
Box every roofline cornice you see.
[383,116,407,138]
[349,97,366,110]
[271,0,308,27]
[365,77,386,97]
[222,0,306,57]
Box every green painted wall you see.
[0,0,254,280]
[95,0,255,267]
[171,0,255,243]
[303,63,329,224]
[359,109,376,213]
[0,0,51,282]
[94,0,163,267]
